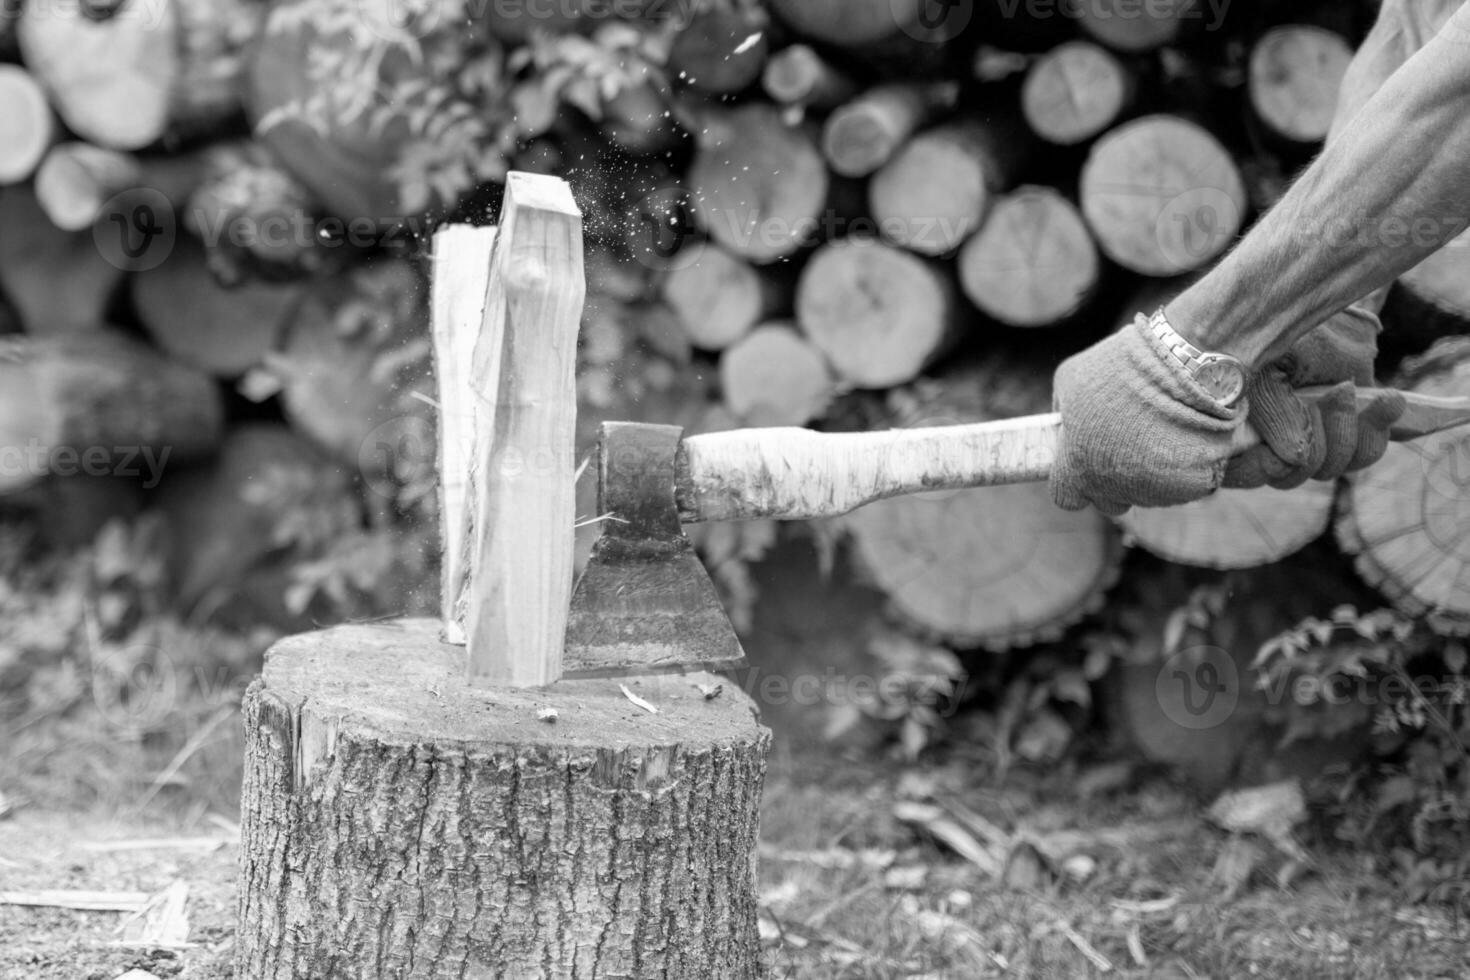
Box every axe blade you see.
[563,422,747,679]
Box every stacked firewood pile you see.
[3,0,1469,689]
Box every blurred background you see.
[1,0,1468,975]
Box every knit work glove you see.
[1051,313,1246,516]
[1223,306,1407,490]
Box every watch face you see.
[1195,356,1246,406]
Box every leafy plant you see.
[1254,606,1470,904]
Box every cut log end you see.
[1021,41,1131,146]
[661,242,772,351]
[1081,115,1246,276]
[958,186,1099,327]
[690,104,828,263]
[796,237,959,388]
[0,65,53,184]
[1249,26,1353,145]
[34,143,139,232]
[844,358,1122,649]
[870,121,1019,256]
[762,45,857,109]
[719,322,833,426]
[1338,338,1470,634]
[1121,483,1335,569]
[668,7,768,95]
[237,620,770,980]
[822,83,956,179]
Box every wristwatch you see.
[1147,309,1247,408]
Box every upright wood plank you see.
[430,224,497,645]
[463,173,584,687]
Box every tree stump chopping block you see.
[237,619,770,980]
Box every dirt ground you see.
[1,728,1466,980]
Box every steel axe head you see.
[563,421,747,679]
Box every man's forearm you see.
[1168,1,1470,367]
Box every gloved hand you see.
[1223,306,1407,490]
[1050,313,1246,516]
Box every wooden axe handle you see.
[676,387,1470,523]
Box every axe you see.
[564,387,1470,678]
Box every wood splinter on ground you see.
[235,172,770,980]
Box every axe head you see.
[563,422,747,678]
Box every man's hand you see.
[1050,313,1246,516]
[1224,307,1407,490]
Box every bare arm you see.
[1168,0,1470,366]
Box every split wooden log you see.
[456,173,583,687]
[1337,337,1470,634]
[1074,0,1199,52]
[870,119,1025,256]
[1021,41,1133,146]
[132,234,305,377]
[797,236,961,388]
[762,44,858,110]
[1248,26,1353,145]
[1080,114,1247,276]
[0,331,222,494]
[768,0,923,45]
[661,241,782,351]
[0,183,125,334]
[957,186,1100,327]
[719,322,833,427]
[668,5,768,95]
[265,260,432,470]
[842,356,1122,649]
[0,65,54,184]
[822,82,960,178]
[688,103,829,263]
[428,224,495,645]
[17,0,188,150]
[236,621,769,979]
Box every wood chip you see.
[894,801,1004,877]
[536,707,559,723]
[619,684,658,714]
[1056,919,1112,972]
[0,890,151,913]
[114,879,190,949]
[694,681,723,700]
[80,837,226,853]
[114,971,163,980]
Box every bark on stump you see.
[236,619,770,980]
